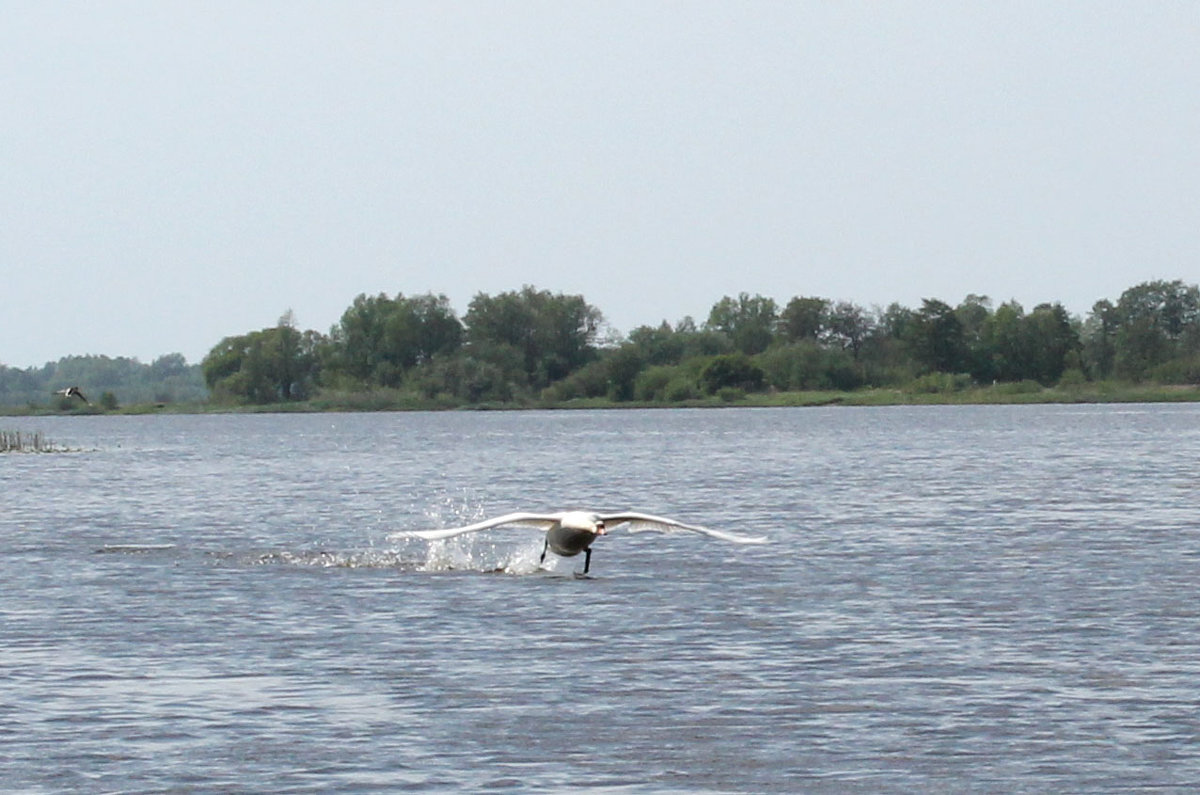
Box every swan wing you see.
[387,511,564,541]
[598,511,767,544]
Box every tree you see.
[1082,299,1120,379]
[203,321,322,403]
[909,299,967,374]
[825,301,872,359]
[705,293,778,355]
[956,295,995,382]
[628,322,687,365]
[1113,280,1200,381]
[986,301,1027,382]
[779,297,829,342]
[329,293,392,382]
[328,292,462,386]
[604,344,645,401]
[1023,303,1080,385]
[465,286,602,390]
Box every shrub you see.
[716,386,746,402]
[700,354,764,395]
[634,366,676,401]
[1149,356,1200,385]
[1056,369,1088,389]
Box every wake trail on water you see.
[240,495,556,574]
[91,496,558,575]
[237,533,554,575]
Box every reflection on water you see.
[2,405,1200,791]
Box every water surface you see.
[2,405,1199,791]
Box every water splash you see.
[390,492,557,574]
[416,534,553,575]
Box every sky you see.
[2,1,1198,368]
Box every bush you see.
[634,366,675,402]
[665,375,700,402]
[757,342,827,390]
[700,354,764,395]
[1056,369,1088,389]
[716,386,746,402]
[541,359,609,402]
[1149,356,1200,385]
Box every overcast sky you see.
[2,2,1197,367]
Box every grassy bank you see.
[543,382,1200,410]
[3,380,1198,416]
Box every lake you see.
[2,405,1199,792]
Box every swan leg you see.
[540,537,548,566]
[583,547,592,574]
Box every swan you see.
[387,510,767,574]
[53,386,89,404]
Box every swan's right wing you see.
[387,511,564,541]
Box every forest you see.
[199,279,1200,407]
[3,279,1198,411]
[0,353,206,410]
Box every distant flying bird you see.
[388,510,767,574]
[53,386,89,404]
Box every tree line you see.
[201,279,1200,405]
[0,354,207,408]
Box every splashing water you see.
[398,492,556,575]
[416,533,553,575]
[98,493,562,575]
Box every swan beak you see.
[595,523,607,535]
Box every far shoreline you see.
[4,382,1199,417]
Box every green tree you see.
[1023,303,1080,385]
[779,296,829,342]
[328,292,462,386]
[985,301,1027,382]
[603,344,645,401]
[956,295,995,382]
[203,320,322,403]
[627,322,687,365]
[1113,280,1200,381]
[381,293,463,373]
[1082,299,1119,379]
[329,293,392,382]
[908,299,967,374]
[464,286,602,390]
[825,301,872,359]
[705,293,778,355]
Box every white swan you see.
[53,386,89,404]
[388,510,767,574]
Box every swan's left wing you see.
[599,511,767,544]
[387,511,564,541]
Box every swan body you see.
[388,510,766,574]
